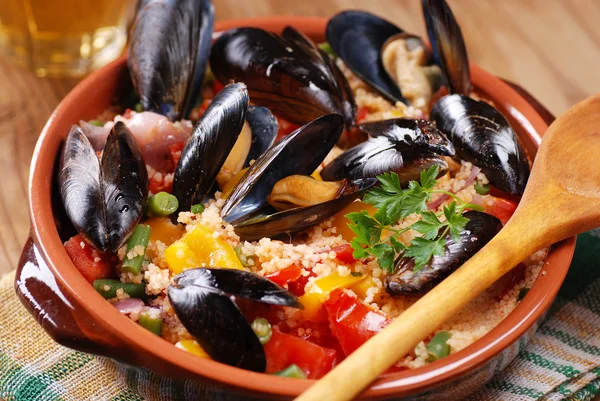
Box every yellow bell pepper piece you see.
[175,339,210,359]
[165,224,244,273]
[311,170,323,181]
[300,272,366,321]
[350,277,377,299]
[331,201,379,242]
[146,217,185,246]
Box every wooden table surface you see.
[1,0,599,274]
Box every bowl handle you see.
[15,237,121,356]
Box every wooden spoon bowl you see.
[296,95,600,401]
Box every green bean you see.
[191,203,205,214]
[88,119,104,127]
[318,42,337,59]
[426,331,452,362]
[93,279,146,299]
[147,192,179,217]
[139,310,163,335]
[474,182,490,195]
[251,318,272,345]
[272,364,307,379]
[121,225,152,275]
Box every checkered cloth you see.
[2,232,600,401]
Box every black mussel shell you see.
[327,10,406,104]
[422,0,471,95]
[173,83,249,214]
[282,26,357,127]
[235,177,377,241]
[320,119,454,181]
[386,211,502,295]
[245,106,278,164]
[169,268,301,372]
[59,123,148,252]
[210,27,347,126]
[221,114,344,224]
[430,94,530,195]
[128,0,214,121]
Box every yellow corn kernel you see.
[175,340,210,358]
[165,224,244,273]
[146,217,185,246]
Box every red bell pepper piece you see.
[265,265,303,286]
[331,244,357,264]
[64,234,114,283]
[264,328,337,379]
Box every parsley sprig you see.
[345,165,482,273]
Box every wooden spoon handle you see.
[295,215,545,401]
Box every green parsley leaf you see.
[404,237,445,272]
[443,203,469,241]
[420,165,439,191]
[389,236,407,253]
[370,243,395,272]
[412,211,444,240]
[346,211,381,247]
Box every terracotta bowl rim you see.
[27,16,575,399]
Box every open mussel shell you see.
[235,178,377,241]
[173,83,249,214]
[59,122,148,252]
[320,119,454,182]
[128,0,214,121]
[422,0,471,95]
[281,26,356,128]
[168,268,301,372]
[210,27,348,126]
[430,94,530,195]
[326,10,406,104]
[221,114,345,224]
[386,211,502,295]
[245,106,278,163]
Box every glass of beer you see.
[0,0,135,77]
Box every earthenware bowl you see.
[15,17,575,400]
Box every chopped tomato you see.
[264,328,337,379]
[483,196,518,226]
[122,108,134,119]
[356,106,369,123]
[275,117,300,142]
[331,244,356,264]
[287,321,345,365]
[265,265,303,286]
[149,174,173,194]
[169,142,185,169]
[212,79,225,95]
[323,289,389,355]
[64,234,114,283]
[288,268,316,296]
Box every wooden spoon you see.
[295,95,600,401]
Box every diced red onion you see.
[427,166,481,210]
[113,298,144,315]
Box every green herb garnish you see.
[318,42,337,59]
[350,272,363,277]
[345,165,482,273]
[517,287,530,301]
[474,182,490,195]
[191,203,205,214]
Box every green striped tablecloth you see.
[1,232,600,401]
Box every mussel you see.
[172,83,249,214]
[221,114,345,224]
[168,268,302,371]
[430,95,530,195]
[209,27,355,127]
[267,175,351,211]
[320,118,454,182]
[128,0,215,121]
[422,0,471,95]
[235,177,376,242]
[59,123,148,252]
[385,211,502,295]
